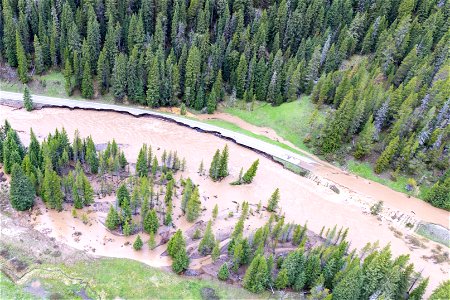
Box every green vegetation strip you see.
[224,98,322,152]
[6,258,264,300]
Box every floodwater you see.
[1,105,448,295]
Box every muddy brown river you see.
[1,105,448,295]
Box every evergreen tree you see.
[64,58,74,96]
[354,116,375,159]
[242,160,259,184]
[81,61,94,99]
[143,209,159,234]
[218,263,230,280]
[168,230,189,273]
[146,56,161,107]
[184,46,201,107]
[332,266,363,300]
[267,188,280,212]
[16,30,28,83]
[23,87,33,112]
[133,235,143,250]
[186,186,201,222]
[211,241,220,262]
[105,205,120,230]
[136,145,148,177]
[243,255,269,293]
[33,35,44,75]
[374,136,400,174]
[218,145,229,179]
[198,220,215,255]
[10,164,35,211]
[275,268,289,290]
[209,150,221,180]
[112,53,128,101]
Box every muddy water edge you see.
[1,105,448,296]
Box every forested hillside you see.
[1,0,449,208]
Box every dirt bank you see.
[1,105,448,295]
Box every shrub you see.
[218,263,229,281]
[133,235,143,250]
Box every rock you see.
[330,185,340,194]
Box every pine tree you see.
[105,205,120,230]
[236,54,248,99]
[211,241,220,262]
[10,164,35,211]
[332,266,363,300]
[242,160,259,184]
[123,219,132,236]
[43,160,63,211]
[409,278,429,300]
[143,209,159,234]
[81,61,94,99]
[33,35,44,75]
[199,220,215,255]
[117,183,130,208]
[267,188,280,212]
[64,58,74,96]
[136,145,148,177]
[186,186,201,222]
[354,116,375,159]
[243,255,269,293]
[218,145,229,179]
[374,136,400,174]
[167,230,189,273]
[212,204,218,220]
[112,53,128,101]
[133,235,143,250]
[275,268,289,289]
[146,56,161,107]
[15,30,28,83]
[209,150,221,180]
[184,46,201,107]
[218,263,230,280]
[23,87,33,112]
[148,232,156,249]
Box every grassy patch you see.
[224,97,322,151]
[25,258,263,299]
[0,273,36,300]
[204,118,306,156]
[346,160,417,195]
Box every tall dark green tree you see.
[10,164,35,211]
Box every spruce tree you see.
[218,263,230,280]
[81,61,94,99]
[16,30,28,83]
[198,220,215,255]
[112,53,128,101]
[23,87,33,112]
[242,160,259,184]
[105,205,120,230]
[243,255,269,293]
[209,150,221,180]
[374,136,400,174]
[33,35,44,75]
[354,116,375,159]
[267,188,280,212]
[186,186,201,222]
[136,145,148,177]
[218,145,229,179]
[10,164,35,211]
[133,235,143,250]
[143,209,159,234]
